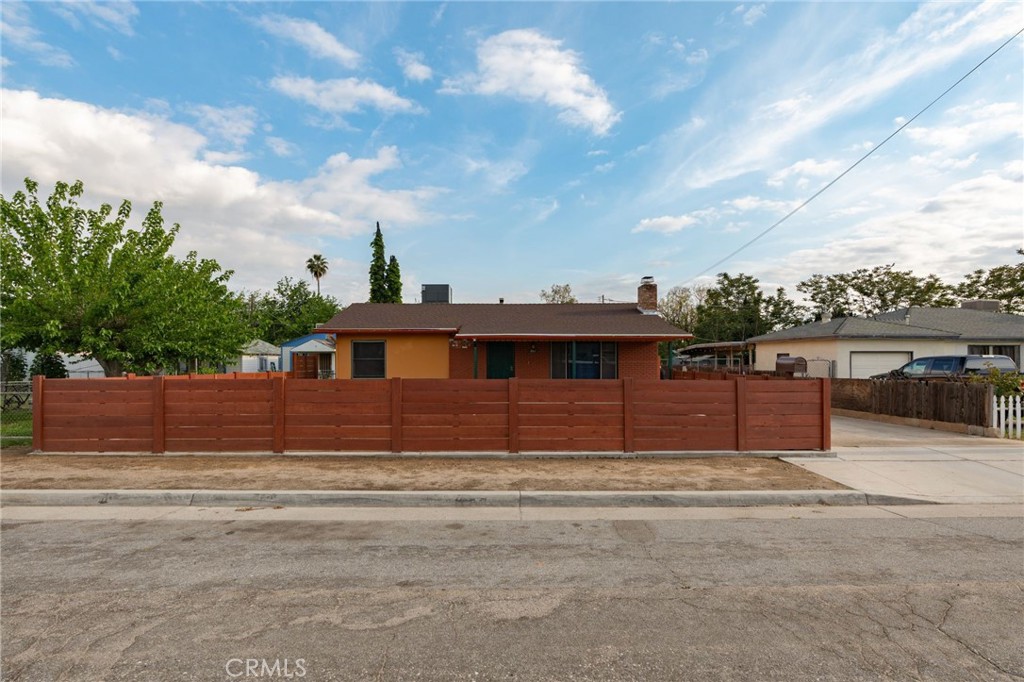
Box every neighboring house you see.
[224,340,281,374]
[319,278,691,380]
[280,332,337,378]
[747,302,1024,378]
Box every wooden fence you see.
[32,375,830,453]
[831,379,992,427]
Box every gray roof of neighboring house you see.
[748,306,1024,343]
[873,307,1024,341]
[241,340,281,355]
[322,303,690,339]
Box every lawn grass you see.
[1,408,33,446]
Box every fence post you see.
[32,375,44,451]
[508,378,519,453]
[991,393,1000,436]
[273,376,286,453]
[1016,395,1022,440]
[391,377,403,453]
[735,377,748,451]
[152,376,165,454]
[820,378,831,451]
[622,378,634,453]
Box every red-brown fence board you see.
[33,375,830,453]
[283,379,393,451]
[401,379,509,451]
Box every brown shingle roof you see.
[321,303,691,340]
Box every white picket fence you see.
[992,394,1023,438]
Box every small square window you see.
[352,341,386,379]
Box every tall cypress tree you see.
[368,222,388,303]
[385,255,402,303]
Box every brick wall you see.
[450,340,661,379]
[618,342,661,380]
[514,342,551,378]
[449,343,479,379]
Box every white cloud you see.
[536,198,559,222]
[586,149,609,157]
[0,2,74,67]
[685,48,709,65]
[910,152,978,172]
[751,166,1023,289]
[632,215,700,234]
[767,158,843,187]
[671,2,1022,189]
[53,1,139,35]
[594,161,615,173]
[394,48,433,82]
[742,4,767,26]
[724,196,799,213]
[186,104,257,149]
[254,15,359,68]
[463,156,529,191]
[441,29,620,136]
[202,150,249,165]
[0,89,439,297]
[266,136,298,157]
[271,76,421,117]
[430,3,447,27]
[906,101,1022,153]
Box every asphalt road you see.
[2,508,1022,681]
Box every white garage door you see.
[849,351,912,378]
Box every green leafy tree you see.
[0,349,28,383]
[540,283,578,303]
[1,178,249,376]
[385,255,402,303]
[29,352,68,379]
[305,254,328,296]
[242,278,341,346]
[955,249,1024,314]
[795,273,855,319]
[658,285,707,332]
[693,273,805,342]
[797,265,956,318]
[368,222,389,303]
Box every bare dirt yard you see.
[0,448,845,491]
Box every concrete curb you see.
[17,450,837,459]
[0,489,932,508]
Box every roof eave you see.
[321,328,459,335]
[454,333,692,341]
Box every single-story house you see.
[319,278,691,380]
[224,340,281,374]
[747,302,1024,378]
[280,332,337,379]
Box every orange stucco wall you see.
[334,334,450,379]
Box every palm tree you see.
[306,254,329,296]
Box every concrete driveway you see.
[785,415,1024,505]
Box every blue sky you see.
[2,1,1021,306]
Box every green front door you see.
[486,342,515,379]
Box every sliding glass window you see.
[550,342,617,379]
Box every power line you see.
[684,27,1024,285]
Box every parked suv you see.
[871,355,1018,380]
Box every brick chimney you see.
[637,276,658,314]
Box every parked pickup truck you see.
[871,354,1019,380]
